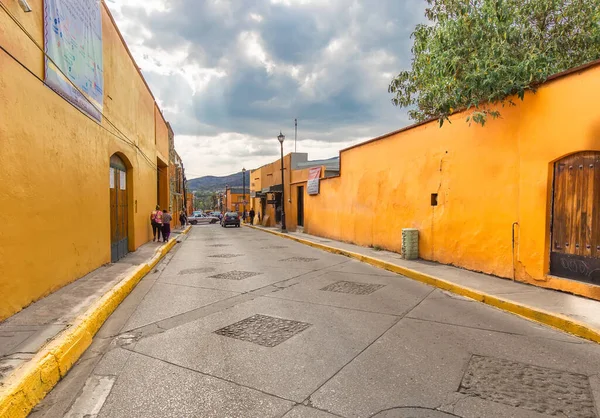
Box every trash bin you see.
[402,228,419,260]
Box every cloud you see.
[106,0,426,177]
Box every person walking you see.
[162,209,172,242]
[249,208,255,225]
[150,205,163,242]
[179,211,187,227]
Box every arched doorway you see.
[550,151,600,284]
[110,154,129,262]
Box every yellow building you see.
[300,61,600,300]
[0,0,183,320]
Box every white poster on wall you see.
[44,0,104,121]
[109,168,114,188]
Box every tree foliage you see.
[388,0,600,126]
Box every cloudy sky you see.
[105,0,426,178]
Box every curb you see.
[0,225,191,418]
[245,224,600,344]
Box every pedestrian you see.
[150,205,163,242]
[249,209,255,224]
[179,211,187,227]
[162,209,172,242]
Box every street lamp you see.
[242,167,246,223]
[277,132,287,232]
[225,184,229,212]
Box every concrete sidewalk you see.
[248,225,600,343]
[0,227,189,417]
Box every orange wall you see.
[0,1,174,319]
[304,64,600,300]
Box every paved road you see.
[32,226,600,418]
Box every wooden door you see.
[550,152,600,284]
[110,155,129,263]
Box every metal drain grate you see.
[207,244,231,247]
[209,254,243,258]
[260,246,288,249]
[280,257,318,262]
[320,281,385,295]
[208,271,261,281]
[459,355,596,417]
[178,267,216,275]
[214,314,311,347]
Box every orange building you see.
[297,61,600,300]
[225,188,248,213]
[250,154,338,230]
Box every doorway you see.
[550,151,600,284]
[297,186,304,227]
[110,154,129,262]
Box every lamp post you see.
[277,132,287,232]
[225,184,229,212]
[242,167,246,223]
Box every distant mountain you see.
[187,171,251,192]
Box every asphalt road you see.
[31,225,600,418]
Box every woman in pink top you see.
[150,205,163,242]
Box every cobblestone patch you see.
[320,281,386,295]
[209,254,243,258]
[280,257,318,262]
[208,271,262,281]
[459,355,596,417]
[178,267,217,275]
[214,314,312,347]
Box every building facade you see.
[249,154,338,230]
[301,62,600,300]
[0,0,185,320]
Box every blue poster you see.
[44,0,103,121]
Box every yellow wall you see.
[0,1,173,319]
[304,64,600,300]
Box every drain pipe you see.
[512,222,519,282]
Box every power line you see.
[0,2,163,172]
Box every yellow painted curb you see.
[0,231,187,418]
[245,224,600,344]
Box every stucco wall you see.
[304,64,600,299]
[0,1,171,319]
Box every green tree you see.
[388,0,600,126]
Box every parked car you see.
[221,212,240,228]
[188,213,219,225]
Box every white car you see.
[188,213,219,225]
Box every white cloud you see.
[105,0,426,178]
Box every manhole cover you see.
[214,314,311,347]
[320,281,385,295]
[459,355,596,417]
[280,257,318,262]
[178,267,216,275]
[372,408,459,417]
[319,240,331,243]
[209,271,261,281]
[209,254,243,258]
